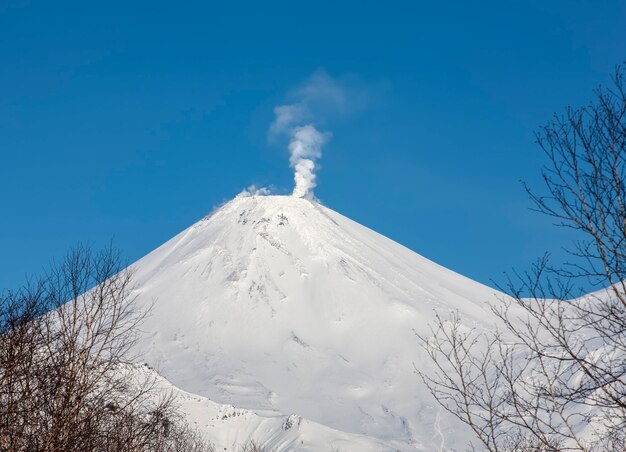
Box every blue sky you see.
[1,0,625,291]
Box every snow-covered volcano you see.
[130,195,502,450]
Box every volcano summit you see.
[128,194,501,450]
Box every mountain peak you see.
[220,193,320,219]
[130,195,501,450]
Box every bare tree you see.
[0,245,215,452]
[418,65,626,451]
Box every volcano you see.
[129,194,502,450]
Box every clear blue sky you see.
[1,0,625,291]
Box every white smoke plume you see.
[270,70,356,199]
[237,184,272,198]
[288,125,328,198]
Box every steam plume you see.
[270,71,350,199]
[289,125,328,198]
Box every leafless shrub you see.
[0,245,215,451]
[239,440,268,452]
[418,65,626,451]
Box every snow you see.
[132,363,411,451]
[129,195,504,450]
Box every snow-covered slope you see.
[134,363,413,451]
[130,195,502,450]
